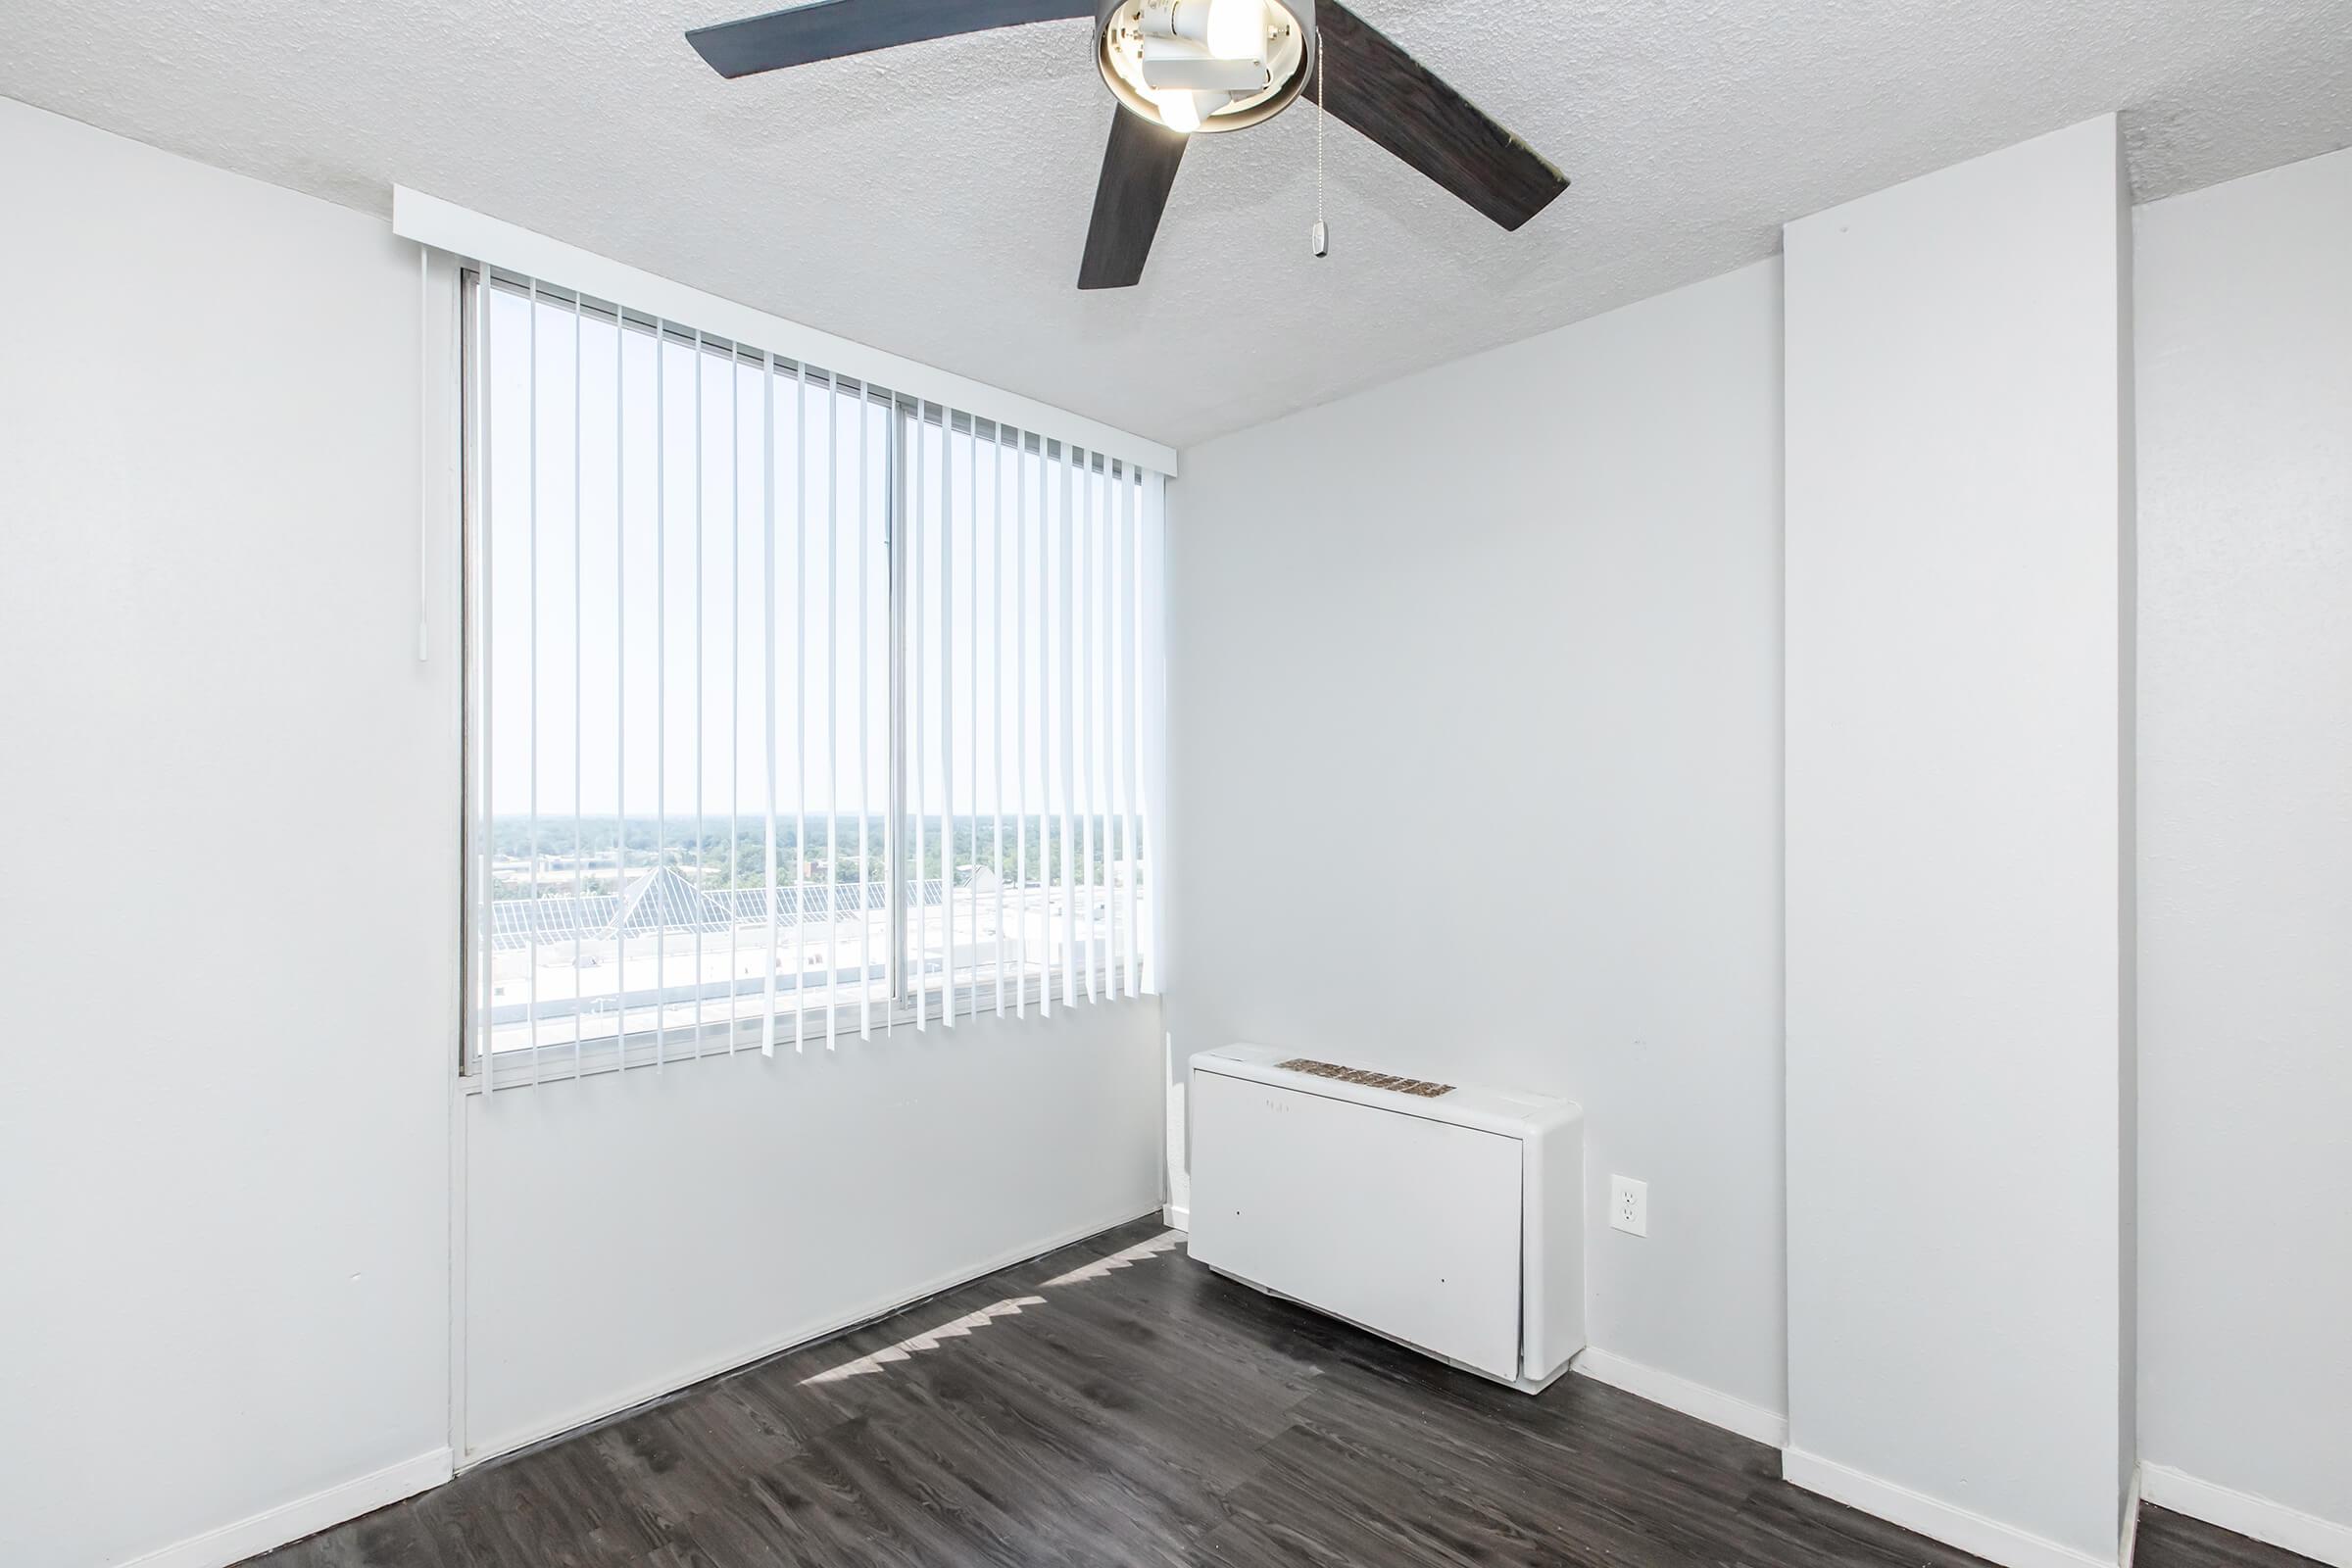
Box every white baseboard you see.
[1568,1347,1788,1448]
[1162,1203,1190,1231]
[2140,1462,2352,1568]
[465,1200,1162,1466]
[1784,1448,2116,1568]
[121,1448,453,1568]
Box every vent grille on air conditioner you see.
[1274,1057,1455,1099]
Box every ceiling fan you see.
[685,0,1570,289]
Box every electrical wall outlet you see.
[1609,1175,1648,1237]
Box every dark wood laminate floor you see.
[2135,1508,2327,1568]
[253,1220,2319,1568]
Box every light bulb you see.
[1155,89,1205,133]
[1204,0,1268,62]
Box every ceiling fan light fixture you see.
[1097,0,1314,135]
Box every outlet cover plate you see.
[1610,1175,1648,1237]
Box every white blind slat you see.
[790,360,803,1049]
[1059,448,1078,1008]
[1080,453,1097,1004]
[613,298,632,1072]
[1092,459,1104,1001]
[968,424,983,1016]
[478,265,497,1091]
[1097,462,1113,1001]
[941,406,956,1030]
[762,352,780,1057]
[1079,445,1092,1005]
[824,372,841,1049]
[992,429,1007,1017]
[417,248,433,663]
[691,328,708,1058]
[1142,469,1166,996]
[858,383,874,1041]
[1126,466,1144,1000]
[653,312,668,1071]
[1115,461,1133,1001]
[1017,430,1034,1019]
[884,392,900,1037]
[967,422,983,1015]
[728,344,743,1058]
[527,280,548,1087]
[571,297,588,1077]
[524,280,541,1085]
[911,403,928,1031]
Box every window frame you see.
[459,269,1100,1087]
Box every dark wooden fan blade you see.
[1305,0,1568,230]
[1078,108,1190,290]
[688,0,1093,79]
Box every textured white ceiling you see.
[3,0,2346,446]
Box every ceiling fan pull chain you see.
[1311,41,1329,259]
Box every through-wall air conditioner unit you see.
[1186,1044,1585,1392]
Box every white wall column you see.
[1783,115,2135,1568]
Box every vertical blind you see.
[466,270,1166,1087]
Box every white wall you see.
[1783,116,2133,1566]
[2134,145,2352,1539]
[463,1000,1165,1459]
[1166,260,1788,1420]
[0,98,456,1566]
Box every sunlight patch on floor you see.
[1040,1229,1181,1289]
[801,1294,1051,1385]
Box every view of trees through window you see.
[487,814,1135,892]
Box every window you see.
[464,271,1163,1083]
